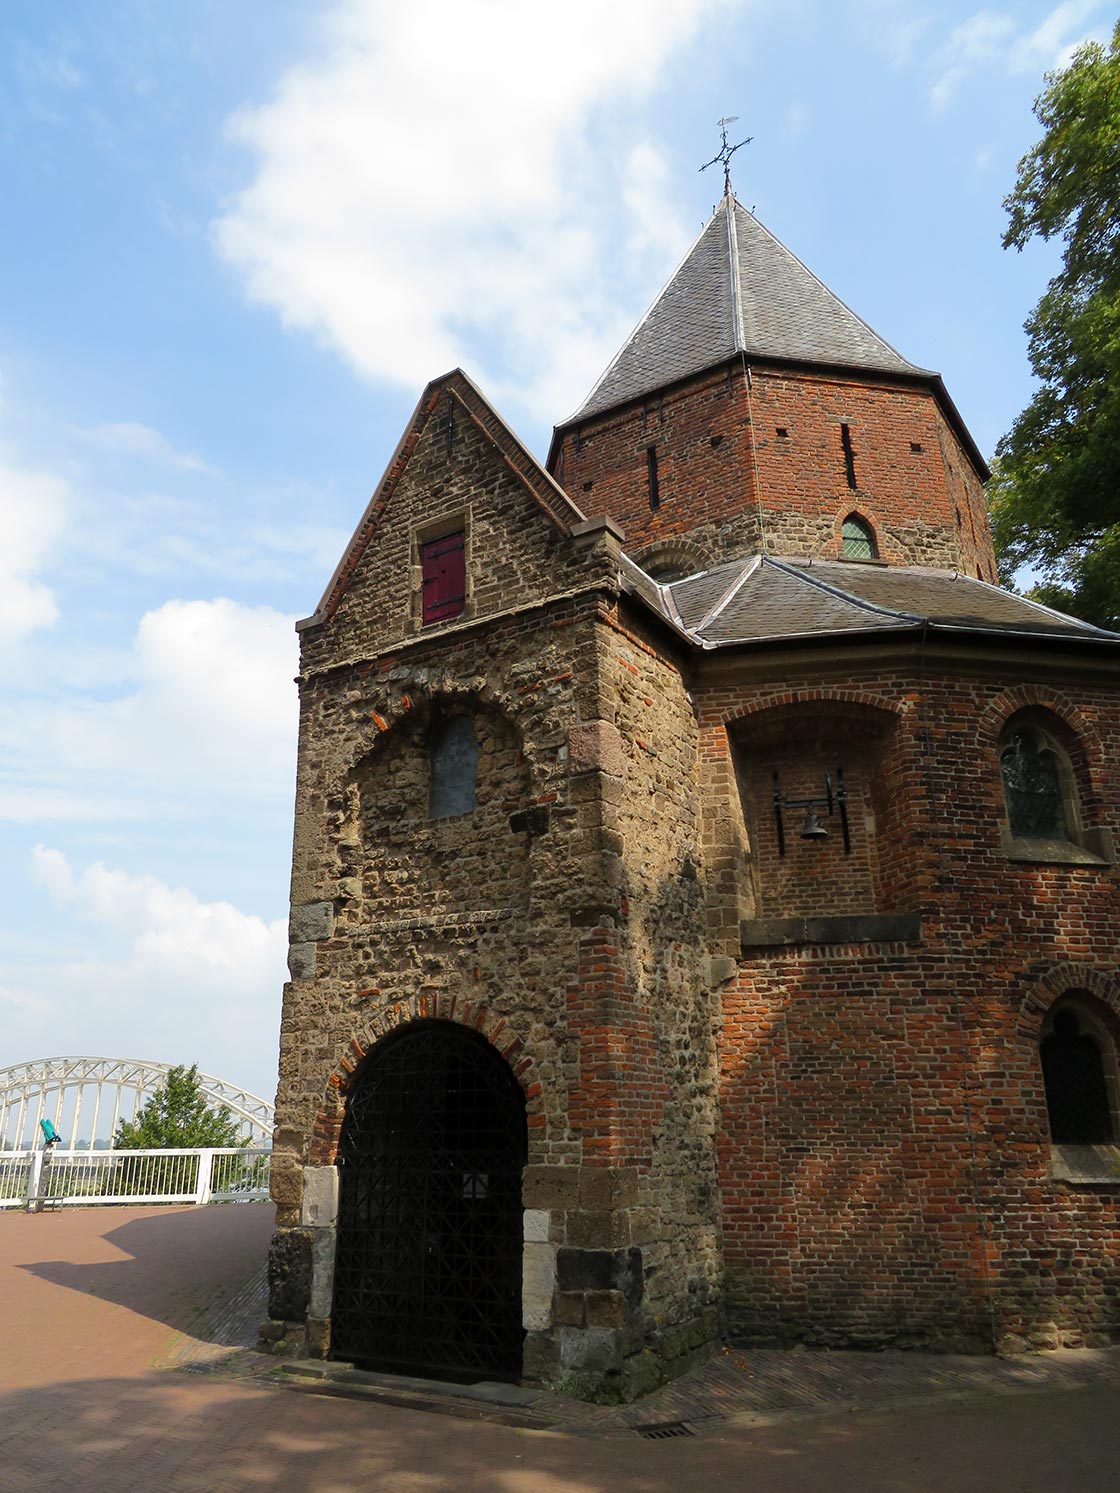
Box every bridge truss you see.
[0,1057,274,1150]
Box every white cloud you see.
[0,982,51,1016]
[77,421,214,475]
[0,597,299,824]
[15,44,86,93]
[213,0,735,422]
[0,447,68,641]
[1010,0,1111,73]
[856,1,933,68]
[14,847,287,1094]
[930,2,1110,112]
[31,846,286,987]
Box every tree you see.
[113,1064,243,1149]
[994,23,1120,629]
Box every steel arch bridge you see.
[0,1057,274,1150]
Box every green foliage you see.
[113,1063,243,1149]
[995,23,1120,630]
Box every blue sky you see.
[0,0,1111,1115]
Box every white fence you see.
[0,1147,271,1209]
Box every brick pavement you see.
[2,1204,1120,1491]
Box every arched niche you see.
[729,698,905,919]
[340,700,533,920]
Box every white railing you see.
[0,1147,271,1209]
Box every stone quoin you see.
[264,187,1120,1400]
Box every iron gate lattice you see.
[332,1021,527,1380]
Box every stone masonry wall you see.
[552,599,723,1395]
[699,652,1120,1352]
[271,396,725,1399]
[301,376,582,678]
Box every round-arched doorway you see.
[331,1020,527,1380]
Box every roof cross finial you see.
[699,116,752,198]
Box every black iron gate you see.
[331,1021,527,1380]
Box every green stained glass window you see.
[841,514,876,559]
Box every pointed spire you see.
[568,197,931,424]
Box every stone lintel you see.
[740,912,921,950]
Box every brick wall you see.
[550,361,995,577]
[698,653,1120,1351]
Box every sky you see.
[0,0,1112,1115]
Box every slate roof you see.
[619,553,1119,651]
[571,194,929,423]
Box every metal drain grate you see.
[637,1421,695,1440]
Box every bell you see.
[800,806,829,840]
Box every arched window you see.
[1041,1003,1117,1144]
[841,513,877,560]
[429,716,478,819]
[999,723,1075,842]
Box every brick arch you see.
[977,686,1107,818]
[310,994,542,1165]
[723,688,905,731]
[631,535,710,580]
[977,685,1103,757]
[1015,963,1120,1043]
[828,499,900,563]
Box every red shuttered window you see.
[421,530,466,625]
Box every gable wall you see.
[300,389,571,676]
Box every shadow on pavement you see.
[16,1203,273,1346]
[2,1368,1120,1493]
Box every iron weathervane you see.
[700,115,752,197]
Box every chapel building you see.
[265,188,1120,1400]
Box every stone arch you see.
[311,995,543,1165]
[336,688,534,922]
[1014,964,1120,1044]
[342,675,531,793]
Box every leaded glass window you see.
[841,513,876,560]
[429,716,478,819]
[1041,1007,1115,1144]
[1000,727,1071,840]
